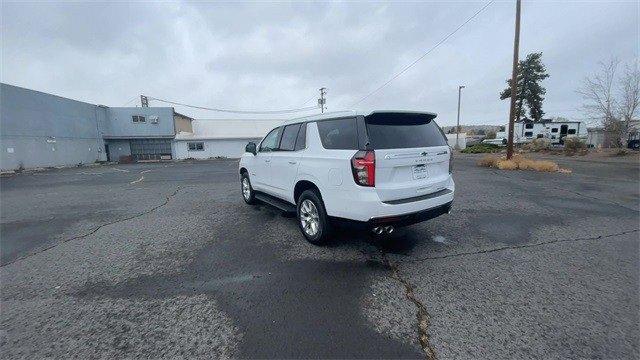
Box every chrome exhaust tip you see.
[372,226,384,235]
[384,226,394,234]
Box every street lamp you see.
[456,85,465,150]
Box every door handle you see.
[265,159,271,163]
[288,161,297,165]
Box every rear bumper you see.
[331,200,452,230]
[368,200,453,227]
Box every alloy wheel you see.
[299,199,320,236]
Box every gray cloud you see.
[1,1,637,126]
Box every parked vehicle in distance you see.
[482,138,508,146]
[628,131,640,150]
[239,110,455,244]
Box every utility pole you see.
[318,87,327,113]
[456,85,465,150]
[506,0,521,160]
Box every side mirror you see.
[245,142,257,155]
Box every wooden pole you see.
[506,0,521,160]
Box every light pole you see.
[456,85,465,150]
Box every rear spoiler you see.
[365,111,437,122]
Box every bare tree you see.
[577,59,621,146]
[618,63,640,144]
[577,59,619,124]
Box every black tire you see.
[240,173,256,204]
[297,189,332,245]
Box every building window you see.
[551,128,558,133]
[524,131,533,137]
[567,129,576,135]
[188,142,204,151]
[525,123,534,129]
[537,134,544,138]
[132,115,146,123]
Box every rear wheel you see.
[297,189,331,245]
[241,173,256,204]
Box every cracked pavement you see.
[1,155,638,359]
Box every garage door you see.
[129,139,172,161]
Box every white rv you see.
[493,119,587,145]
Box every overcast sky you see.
[1,1,638,126]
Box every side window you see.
[259,127,282,152]
[188,142,204,151]
[295,123,307,151]
[132,115,146,123]
[279,123,301,151]
[317,118,358,150]
[551,128,558,133]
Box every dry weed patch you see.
[477,154,564,173]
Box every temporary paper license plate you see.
[413,164,427,180]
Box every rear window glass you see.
[317,118,358,150]
[364,113,447,149]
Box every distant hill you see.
[442,125,503,135]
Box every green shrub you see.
[526,138,551,152]
[461,143,503,154]
[563,137,587,156]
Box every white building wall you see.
[173,138,261,159]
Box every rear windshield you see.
[365,113,447,149]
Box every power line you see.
[299,96,317,106]
[121,96,138,107]
[351,0,495,107]
[147,96,319,115]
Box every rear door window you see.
[364,113,447,149]
[294,123,307,151]
[279,123,301,151]
[317,118,358,150]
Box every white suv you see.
[239,110,454,244]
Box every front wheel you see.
[297,189,331,245]
[241,173,256,204]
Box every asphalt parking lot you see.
[1,154,638,359]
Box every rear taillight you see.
[351,150,375,186]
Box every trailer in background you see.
[493,119,587,145]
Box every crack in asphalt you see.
[490,169,639,212]
[1,186,186,267]
[380,250,437,360]
[402,228,640,263]
[373,228,638,359]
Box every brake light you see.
[351,150,375,186]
